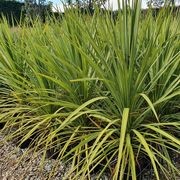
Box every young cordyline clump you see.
[0,1,179,179]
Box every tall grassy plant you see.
[0,1,179,179]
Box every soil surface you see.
[0,134,179,180]
[0,134,67,180]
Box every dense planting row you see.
[0,1,179,179]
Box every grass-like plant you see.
[0,1,179,179]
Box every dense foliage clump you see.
[0,1,179,179]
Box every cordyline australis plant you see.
[0,0,180,179]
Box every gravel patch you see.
[0,134,179,180]
[0,134,68,180]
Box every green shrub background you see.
[0,1,24,24]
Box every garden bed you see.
[0,133,179,179]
